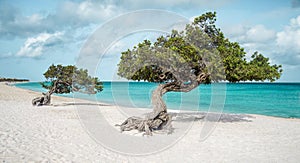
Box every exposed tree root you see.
[32,92,51,106]
[116,111,173,136]
[116,83,173,136]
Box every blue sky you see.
[0,0,300,82]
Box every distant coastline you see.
[0,77,29,82]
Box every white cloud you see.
[222,24,276,60]
[1,0,122,58]
[77,1,117,21]
[2,0,233,59]
[0,0,235,39]
[223,24,247,38]
[0,1,121,38]
[276,15,300,52]
[16,32,64,57]
[224,24,276,44]
[273,15,300,65]
[52,1,121,27]
[223,15,300,66]
[245,25,276,43]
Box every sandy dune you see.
[0,83,300,162]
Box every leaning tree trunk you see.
[116,73,208,136]
[116,83,173,136]
[32,84,56,106]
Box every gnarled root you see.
[32,97,44,106]
[116,111,173,136]
[32,92,51,106]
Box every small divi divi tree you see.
[32,64,103,106]
[116,12,282,136]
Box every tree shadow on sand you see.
[52,102,111,107]
[169,112,254,123]
[52,102,254,123]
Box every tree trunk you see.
[116,73,208,136]
[116,83,173,136]
[32,83,56,106]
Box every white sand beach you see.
[1,82,300,162]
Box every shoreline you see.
[1,82,300,162]
[12,82,300,120]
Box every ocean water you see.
[15,82,300,118]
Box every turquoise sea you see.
[15,82,300,118]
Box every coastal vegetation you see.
[0,77,29,82]
[32,64,103,106]
[116,12,283,135]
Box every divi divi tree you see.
[32,64,103,106]
[116,12,282,135]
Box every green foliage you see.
[41,64,103,94]
[247,52,282,82]
[0,78,29,82]
[193,12,282,82]
[118,12,282,84]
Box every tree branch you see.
[167,73,208,93]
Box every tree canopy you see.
[118,12,282,83]
[41,64,103,94]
